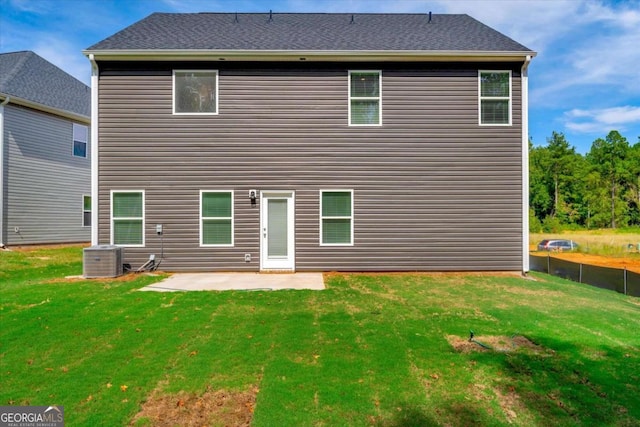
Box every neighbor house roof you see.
[85,12,535,61]
[0,51,90,119]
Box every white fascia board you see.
[0,92,89,124]
[83,49,537,63]
[521,55,533,273]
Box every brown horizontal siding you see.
[96,62,524,271]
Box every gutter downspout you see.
[89,55,99,246]
[0,96,10,247]
[521,55,532,274]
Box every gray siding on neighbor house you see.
[96,62,523,271]
[3,105,91,245]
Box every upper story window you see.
[173,70,218,115]
[72,123,88,158]
[349,71,381,126]
[479,71,511,126]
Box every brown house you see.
[84,12,535,273]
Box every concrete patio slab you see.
[139,272,325,292]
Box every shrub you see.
[542,215,563,233]
[529,209,543,233]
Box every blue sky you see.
[1,0,639,153]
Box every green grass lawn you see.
[1,247,639,426]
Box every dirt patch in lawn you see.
[447,335,545,354]
[44,272,165,284]
[8,243,89,251]
[130,386,257,427]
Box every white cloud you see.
[7,0,52,13]
[521,1,640,111]
[33,37,92,85]
[564,106,640,134]
[582,1,640,28]
[431,0,583,51]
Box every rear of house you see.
[0,51,91,246]
[85,12,535,272]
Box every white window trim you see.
[110,190,145,247]
[320,189,354,246]
[348,70,382,127]
[72,123,88,158]
[82,194,91,228]
[173,70,219,115]
[478,70,512,126]
[200,190,234,247]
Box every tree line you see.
[529,130,640,231]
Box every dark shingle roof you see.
[86,13,532,53]
[0,51,90,118]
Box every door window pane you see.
[268,199,288,257]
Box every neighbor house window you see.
[173,70,218,114]
[479,71,511,125]
[111,191,144,246]
[200,191,233,246]
[83,195,91,227]
[320,190,353,245]
[349,71,381,126]
[73,123,88,157]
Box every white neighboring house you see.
[0,51,91,246]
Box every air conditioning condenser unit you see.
[83,245,123,278]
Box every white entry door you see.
[260,191,295,271]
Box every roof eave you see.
[83,49,537,62]
[0,92,90,124]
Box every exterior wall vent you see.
[83,245,123,278]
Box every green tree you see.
[582,169,609,228]
[529,133,585,228]
[626,140,640,225]
[586,131,630,228]
[546,132,578,220]
[529,142,553,220]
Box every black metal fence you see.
[530,254,640,297]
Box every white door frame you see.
[260,190,295,271]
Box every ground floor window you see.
[200,190,234,246]
[111,190,144,246]
[320,190,353,245]
[83,195,91,227]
